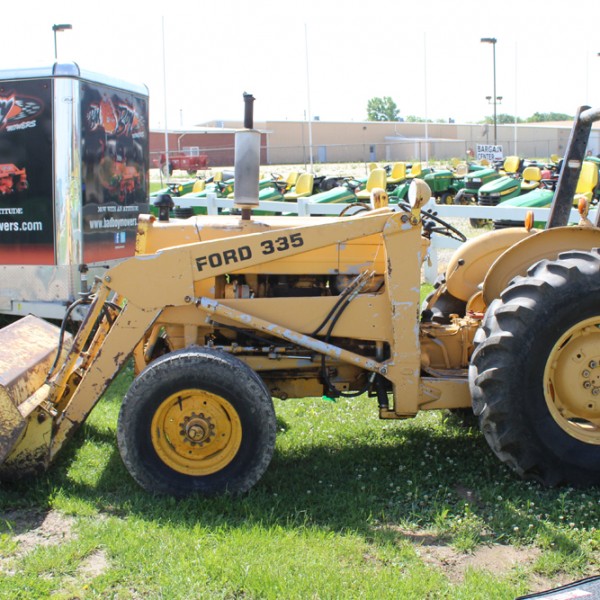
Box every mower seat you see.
[502,156,521,174]
[575,161,599,201]
[520,166,542,192]
[284,171,300,191]
[192,179,206,193]
[356,168,387,200]
[284,173,314,200]
[387,162,406,184]
[406,162,423,179]
[368,162,378,172]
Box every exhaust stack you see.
[234,93,260,220]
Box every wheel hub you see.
[151,389,242,476]
[551,325,600,420]
[180,413,215,446]
[546,318,600,442]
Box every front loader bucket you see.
[0,315,66,477]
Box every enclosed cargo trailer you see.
[0,62,149,319]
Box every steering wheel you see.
[345,178,362,191]
[540,178,557,190]
[397,201,467,243]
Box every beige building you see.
[151,119,600,168]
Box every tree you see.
[479,112,573,124]
[366,97,400,121]
[526,112,573,123]
[482,113,523,125]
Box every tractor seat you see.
[284,173,314,200]
[192,179,206,193]
[387,162,407,184]
[284,171,300,191]
[575,160,599,201]
[356,168,387,200]
[502,156,521,174]
[520,166,542,192]
[406,162,423,179]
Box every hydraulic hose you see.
[319,272,377,398]
[46,297,90,381]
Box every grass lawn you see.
[1,358,599,598]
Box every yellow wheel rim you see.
[544,316,600,444]
[151,389,242,476]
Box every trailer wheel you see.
[469,249,600,486]
[117,347,276,497]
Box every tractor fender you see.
[445,227,536,302]
[482,226,600,305]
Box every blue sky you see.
[3,0,599,128]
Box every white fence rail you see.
[171,193,598,283]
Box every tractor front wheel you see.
[117,347,276,497]
[440,191,455,205]
[469,249,600,486]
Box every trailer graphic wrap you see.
[81,82,149,263]
[0,79,54,265]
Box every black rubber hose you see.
[46,297,89,380]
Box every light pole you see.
[481,37,498,145]
[52,24,72,61]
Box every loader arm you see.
[47,207,424,461]
[49,300,159,458]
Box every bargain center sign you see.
[476,144,504,162]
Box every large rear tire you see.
[117,347,276,497]
[469,249,600,486]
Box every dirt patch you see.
[0,509,76,576]
[389,527,545,586]
[0,508,110,585]
[415,538,540,585]
[78,548,109,578]
[398,529,596,593]
[1,508,76,552]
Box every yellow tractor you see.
[1,103,599,497]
